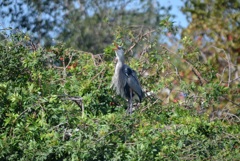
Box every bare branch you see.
[184,59,208,85]
[59,95,84,118]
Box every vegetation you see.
[0,0,239,160]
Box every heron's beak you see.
[113,42,118,51]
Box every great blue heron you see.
[111,44,144,114]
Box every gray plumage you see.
[111,45,144,114]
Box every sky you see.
[162,0,188,28]
[0,0,188,38]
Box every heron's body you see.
[111,45,144,114]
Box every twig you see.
[220,96,240,107]
[13,108,29,123]
[169,62,182,81]
[96,129,121,142]
[224,112,240,122]
[184,59,208,85]
[59,95,85,118]
[140,96,162,113]
[90,66,106,81]
[218,66,227,85]
[65,54,73,69]
[126,29,156,54]
[91,53,104,66]
[211,46,232,87]
[223,50,231,87]
[160,45,208,85]
[98,69,106,89]
[50,122,68,131]
[222,131,240,140]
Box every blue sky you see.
[0,0,188,37]
[162,0,188,27]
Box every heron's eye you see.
[118,46,125,51]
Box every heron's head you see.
[113,44,124,61]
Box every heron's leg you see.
[127,99,130,114]
[129,89,133,114]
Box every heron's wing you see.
[123,65,144,101]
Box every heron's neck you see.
[117,56,125,64]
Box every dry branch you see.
[59,95,84,118]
